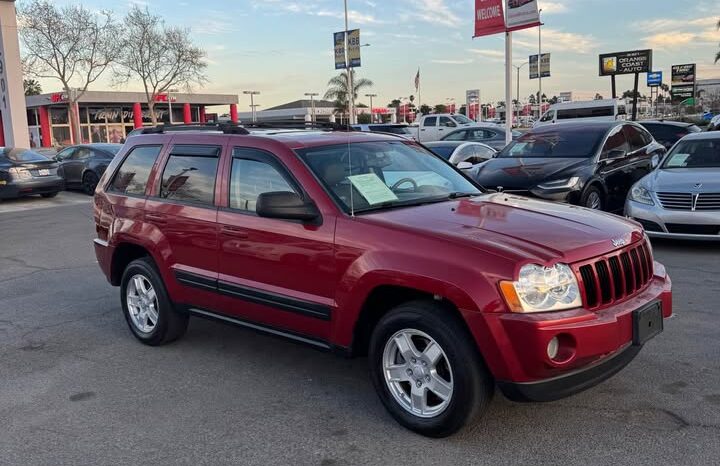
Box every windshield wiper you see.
[354,192,479,214]
[446,192,478,199]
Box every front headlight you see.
[536,177,580,190]
[629,184,654,205]
[500,263,582,313]
[9,167,32,180]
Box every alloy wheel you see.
[126,274,159,333]
[586,191,602,210]
[382,328,454,418]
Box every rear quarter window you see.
[109,145,162,196]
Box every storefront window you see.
[89,125,107,143]
[52,126,72,146]
[105,107,123,124]
[26,109,39,126]
[29,126,41,148]
[107,125,124,143]
[50,107,69,125]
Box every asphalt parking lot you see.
[1,193,718,466]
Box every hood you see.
[645,168,720,192]
[361,193,643,264]
[473,157,591,190]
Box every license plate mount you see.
[633,301,663,346]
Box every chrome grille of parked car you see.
[575,240,654,310]
[657,192,720,211]
[656,192,692,210]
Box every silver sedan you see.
[625,131,720,240]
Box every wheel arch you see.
[110,242,155,286]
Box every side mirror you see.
[256,191,320,222]
[456,161,473,170]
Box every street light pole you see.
[538,9,543,120]
[513,62,528,128]
[365,93,377,122]
[304,92,319,122]
[167,88,178,125]
[243,90,261,122]
[344,0,355,125]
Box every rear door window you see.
[159,145,220,205]
[423,117,437,127]
[109,145,162,195]
[443,130,466,141]
[601,126,629,158]
[623,125,648,152]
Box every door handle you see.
[145,213,168,224]
[221,226,249,239]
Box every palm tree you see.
[323,70,374,119]
[23,78,42,96]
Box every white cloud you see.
[403,0,461,28]
[637,16,720,49]
[538,1,569,14]
[316,9,382,25]
[514,28,595,54]
[431,58,474,65]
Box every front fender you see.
[331,249,504,348]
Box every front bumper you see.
[625,199,720,240]
[466,263,672,400]
[0,177,65,199]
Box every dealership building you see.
[12,90,239,148]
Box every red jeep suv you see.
[93,124,672,437]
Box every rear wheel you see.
[581,186,604,210]
[120,257,188,346]
[41,192,59,198]
[369,300,493,437]
[82,172,99,195]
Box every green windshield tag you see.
[347,174,399,205]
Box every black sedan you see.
[469,121,665,211]
[56,144,122,194]
[0,148,64,200]
[639,120,701,150]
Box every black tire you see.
[369,300,493,437]
[41,191,59,198]
[581,185,604,210]
[82,172,99,195]
[120,257,188,346]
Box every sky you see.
[42,0,720,110]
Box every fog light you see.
[547,337,559,360]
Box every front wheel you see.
[120,257,188,346]
[369,301,493,437]
[82,172,99,195]
[581,186,604,210]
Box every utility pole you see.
[243,90,261,122]
[304,92,318,122]
[513,62,528,128]
[344,0,355,125]
[538,9,543,120]
[365,93,377,122]
[505,31,513,144]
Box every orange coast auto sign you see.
[474,0,505,38]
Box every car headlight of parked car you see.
[536,177,580,190]
[9,167,32,180]
[629,184,654,205]
[500,263,582,313]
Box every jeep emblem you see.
[612,238,626,248]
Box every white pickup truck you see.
[408,113,494,142]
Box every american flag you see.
[414,68,420,91]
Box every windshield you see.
[662,139,720,169]
[453,115,472,124]
[369,125,411,135]
[426,145,455,160]
[2,148,48,163]
[297,141,481,213]
[497,126,606,158]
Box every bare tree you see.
[19,0,121,143]
[116,7,207,125]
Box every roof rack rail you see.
[140,123,250,135]
[240,120,349,131]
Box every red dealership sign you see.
[474,0,505,38]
